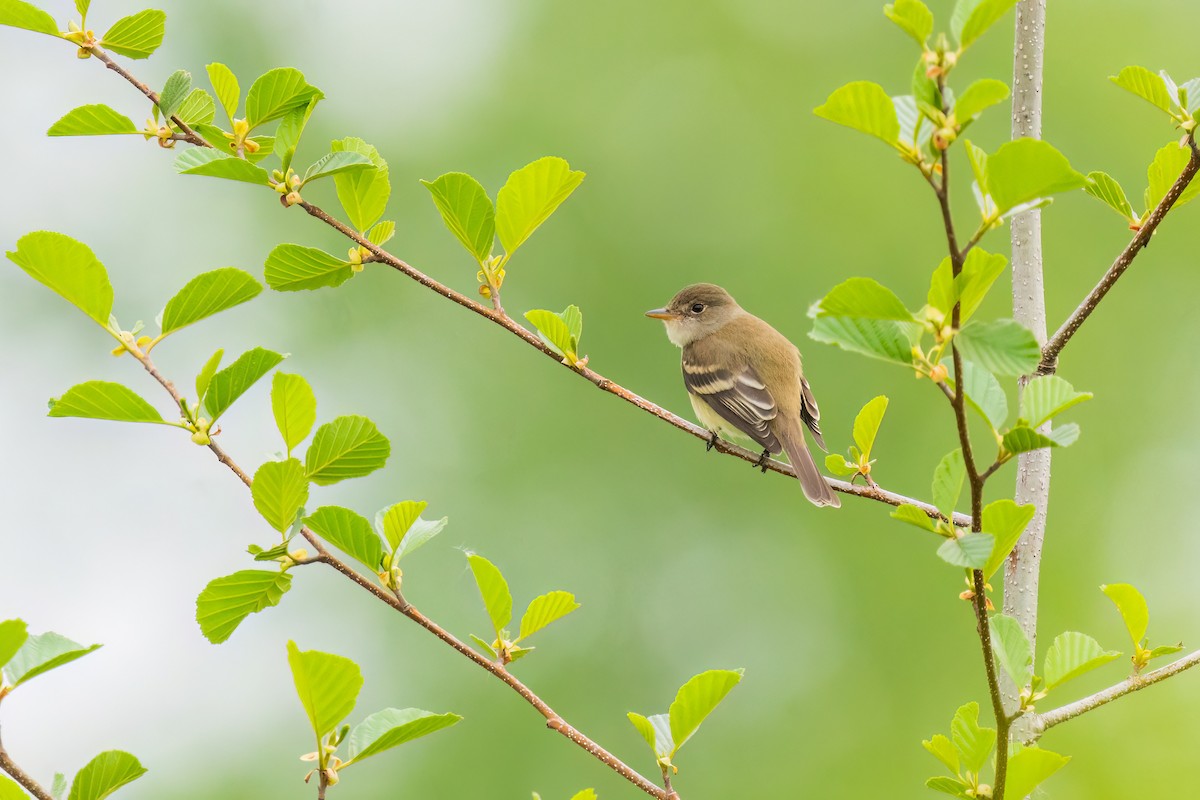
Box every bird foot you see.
[753,449,771,473]
[705,431,719,452]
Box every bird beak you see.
[644,307,678,320]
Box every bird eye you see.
[690,302,705,314]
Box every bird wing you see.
[682,359,782,453]
[799,375,826,452]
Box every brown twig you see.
[85,45,211,148]
[0,729,54,800]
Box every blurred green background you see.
[2,1,1199,797]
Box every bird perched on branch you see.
[646,283,840,508]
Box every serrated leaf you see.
[814,81,900,146]
[627,712,671,758]
[174,148,270,185]
[1101,583,1149,647]
[955,79,1009,125]
[1145,142,1200,213]
[0,0,58,35]
[928,247,1008,324]
[47,381,164,424]
[251,458,308,533]
[952,0,1017,49]
[932,449,965,518]
[6,231,113,326]
[467,553,512,639]
[1021,375,1092,429]
[304,415,390,486]
[981,499,1035,579]
[99,9,165,59]
[956,318,1041,376]
[1110,66,1172,113]
[159,267,262,336]
[495,156,585,256]
[1004,747,1070,800]
[195,348,223,400]
[301,151,374,186]
[378,501,447,560]
[156,70,191,120]
[852,395,888,460]
[937,532,994,568]
[1046,421,1080,446]
[271,372,316,455]
[825,453,858,477]
[950,702,995,775]
[245,67,320,130]
[809,315,919,365]
[1147,643,1184,660]
[196,570,292,644]
[287,641,363,739]
[1002,425,1055,455]
[517,591,580,642]
[274,96,319,174]
[331,137,390,231]
[922,733,959,774]
[990,613,1033,687]
[421,172,495,264]
[951,360,1008,431]
[264,243,353,292]
[965,139,989,188]
[344,708,462,766]
[206,62,239,122]
[525,308,579,360]
[3,632,101,687]
[175,88,215,125]
[891,504,938,532]
[668,668,743,755]
[1044,631,1121,689]
[304,506,383,571]
[202,346,285,422]
[366,220,395,246]
[1084,171,1136,221]
[0,619,28,671]
[568,791,597,800]
[468,634,497,659]
[818,277,915,319]
[883,0,933,45]
[67,751,146,800]
[47,104,138,136]
[925,776,971,798]
[894,95,922,150]
[986,138,1087,213]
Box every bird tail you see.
[779,421,840,508]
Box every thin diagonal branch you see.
[0,729,54,800]
[1032,648,1200,737]
[1040,135,1200,373]
[85,45,210,148]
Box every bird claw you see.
[754,449,771,473]
[705,432,719,452]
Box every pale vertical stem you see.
[1005,0,1050,735]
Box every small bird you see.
[646,283,840,507]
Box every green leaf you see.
[1044,631,1121,690]
[251,459,308,533]
[668,668,744,755]
[0,619,28,671]
[952,360,1008,431]
[159,267,262,336]
[985,138,1087,213]
[301,151,374,186]
[1001,425,1054,455]
[47,104,138,136]
[956,318,1040,376]
[468,635,497,659]
[274,96,320,174]
[67,751,146,800]
[3,632,101,687]
[925,776,971,798]
[51,771,67,800]
[891,504,938,532]
[627,712,671,758]
[922,733,959,774]
[937,532,994,568]
[517,591,580,642]
[331,137,390,231]
[0,0,59,36]
[990,613,1033,687]
[825,453,859,477]
[378,501,447,560]
[932,449,965,518]
[421,172,495,264]
[344,708,462,766]
[202,346,285,422]
[1047,423,1080,448]
[1004,747,1070,800]
[1020,375,1092,429]
[954,79,1009,125]
[195,570,292,644]
[174,149,270,185]
[264,243,353,292]
[1147,643,1184,661]
[495,156,586,257]
[1101,583,1149,647]
[951,0,1017,49]
[950,702,995,776]
[927,247,1008,324]
[568,791,598,800]
[883,0,933,45]
[206,63,239,122]
[525,307,582,361]
[852,395,888,461]
[467,553,512,639]
[981,499,1035,580]
[304,506,384,572]
[47,381,164,424]
[813,81,900,146]
[304,415,391,486]
[156,69,191,120]
[271,372,316,455]
[1109,66,1172,113]
[809,278,920,364]
[98,9,165,59]
[6,231,113,327]
[366,220,395,246]
[1084,171,1136,221]
[818,277,915,319]
[287,641,363,739]
[195,348,223,400]
[245,68,320,130]
[175,88,215,125]
[1145,142,1200,212]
